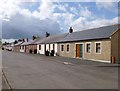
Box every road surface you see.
[2,51,118,89]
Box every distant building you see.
[14,41,24,52]
[20,39,38,54]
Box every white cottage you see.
[35,33,68,56]
[19,39,29,53]
[20,41,28,52]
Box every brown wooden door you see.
[76,44,80,57]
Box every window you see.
[61,45,64,51]
[96,43,101,53]
[66,44,70,52]
[86,43,91,53]
[20,46,21,49]
[39,45,41,50]
[22,46,24,49]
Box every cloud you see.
[70,7,78,15]
[2,12,61,39]
[80,6,92,18]
[96,2,118,13]
[53,12,75,32]
[63,3,118,31]
[0,0,21,20]
[38,0,54,19]
[71,16,118,31]
[1,0,61,39]
[57,5,67,12]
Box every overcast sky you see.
[1,0,119,41]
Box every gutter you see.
[57,38,110,43]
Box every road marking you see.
[63,62,72,65]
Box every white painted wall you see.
[37,45,39,53]
[37,43,58,56]
[54,43,57,56]
[20,46,25,52]
[37,44,45,54]
[46,44,49,51]
[20,49,24,52]
[50,44,53,51]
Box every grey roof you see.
[33,37,46,44]
[35,33,68,44]
[14,42,23,46]
[59,24,119,42]
[21,41,31,45]
[21,39,39,45]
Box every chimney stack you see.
[69,27,73,33]
[22,38,25,42]
[46,32,50,37]
[32,36,36,40]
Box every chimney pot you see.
[69,27,73,33]
[46,32,50,37]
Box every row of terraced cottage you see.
[13,24,120,63]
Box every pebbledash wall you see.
[14,45,20,52]
[111,29,120,63]
[84,40,111,62]
[58,39,111,63]
[28,44,37,53]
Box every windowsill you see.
[86,52,91,54]
[66,51,70,53]
[95,52,101,54]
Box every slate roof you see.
[14,42,23,46]
[21,41,31,46]
[59,24,119,42]
[33,37,46,44]
[21,39,39,45]
[34,33,69,44]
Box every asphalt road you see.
[2,51,118,89]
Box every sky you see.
[1,0,119,42]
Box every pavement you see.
[2,51,119,89]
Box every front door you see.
[76,44,83,58]
[80,44,83,58]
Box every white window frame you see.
[95,42,102,54]
[85,42,91,53]
[66,43,70,53]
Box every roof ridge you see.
[73,24,119,33]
